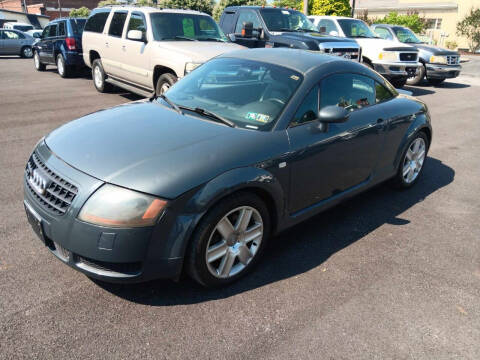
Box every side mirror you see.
[329,30,339,37]
[317,105,349,131]
[127,30,145,42]
[227,33,236,42]
[319,26,327,34]
[241,22,253,38]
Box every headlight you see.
[430,55,447,64]
[378,51,397,61]
[78,184,167,227]
[185,62,203,74]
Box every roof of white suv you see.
[99,6,207,16]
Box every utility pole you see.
[303,0,308,15]
[58,0,62,18]
[351,0,356,17]
[23,0,28,13]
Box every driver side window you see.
[374,27,393,40]
[320,74,375,111]
[235,11,262,33]
[291,86,319,126]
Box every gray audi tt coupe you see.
[24,48,432,287]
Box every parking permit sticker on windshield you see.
[290,75,300,81]
[246,112,270,123]
[282,10,290,14]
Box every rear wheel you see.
[407,64,426,86]
[427,78,445,86]
[21,46,33,58]
[186,192,270,287]
[155,73,177,96]
[34,51,46,71]
[56,54,71,78]
[92,58,112,93]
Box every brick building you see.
[0,0,100,20]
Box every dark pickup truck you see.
[219,6,361,61]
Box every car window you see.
[320,73,375,111]
[41,26,49,39]
[375,82,395,103]
[259,8,317,32]
[84,9,111,33]
[127,12,147,39]
[109,11,128,37]
[164,58,303,131]
[374,27,393,40]
[235,10,262,33]
[58,21,66,37]
[221,12,236,33]
[3,30,20,40]
[71,19,87,35]
[318,19,337,34]
[337,19,377,38]
[291,86,319,126]
[48,24,58,37]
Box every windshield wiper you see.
[158,94,182,115]
[162,36,197,41]
[179,106,235,128]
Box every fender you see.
[151,166,286,261]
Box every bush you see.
[158,0,215,14]
[445,40,457,50]
[69,7,90,17]
[376,11,425,33]
[456,8,480,53]
[309,0,351,16]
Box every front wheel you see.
[92,59,112,93]
[186,192,270,287]
[34,51,46,71]
[427,78,445,86]
[155,73,177,96]
[407,64,426,86]
[21,46,33,58]
[391,132,429,189]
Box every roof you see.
[0,9,49,19]
[217,48,343,74]
[97,6,207,16]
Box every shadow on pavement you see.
[404,86,435,96]
[95,156,455,305]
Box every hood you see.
[414,43,458,56]
[277,31,359,45]
[45,101,284,199]
[353,37,416,50]
[156,41,246,62]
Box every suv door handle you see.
[105,42,109,48]
[122,45,126,51]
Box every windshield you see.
[259,8,317,32]
[393,27,421,43]
[14,25,34,32]
[150,13,227,42]
[337,19,377,38]
[161,58,303,130]
[71,18,87,35]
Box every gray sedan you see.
[0,29,34,58]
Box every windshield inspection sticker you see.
[290,75,300,81]
[282,10,290,14]
[246,112,270,123]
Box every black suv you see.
[219,6,361,61]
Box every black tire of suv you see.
[407,64,426,86]
[20,46,33,58]
[57,54,71,78]
[186,192,270,288]
[92,59,112,93]
[34,51,46,71]
[390,78,407,89]
[427,78,445,86]
[155,73,177,96]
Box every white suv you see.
[82,6,245,96]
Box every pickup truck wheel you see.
[186,192,270,287]
[92,59,112,93]
[21,46,33,58]
[155,73,177,95]
[406,64,425,86]
[56,54,71,78]
[34,51,46,71]
[427,78,445,86]
[390,78,407,89]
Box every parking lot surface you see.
[1,57,479,359]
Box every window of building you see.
[425,18,442,30]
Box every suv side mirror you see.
[329,30,339,37]
[317,105,349,131]
[241,22,253,38]
[319,26,327,34]
[127,30,145,42]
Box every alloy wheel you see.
[23,47,33,58]
[205,206,263,279]
[57,56,64,76]
[402,138,426,184]
[160,82,170,94]
[94,65,103,89]
[34,53,40,68]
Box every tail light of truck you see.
[65,37,76,51]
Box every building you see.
[0,8,49,28]
[353,0,480,50]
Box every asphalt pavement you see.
[0,56,479,359]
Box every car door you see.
[121,11,152,88]
[44,23,57,63]
[0,31,4,55]
[286,73,386,213]
[2,30,23,55]
[36,26,49,61]
[103,10,128,78]
[233,10,265,48]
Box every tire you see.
[186,192,270,287]
[155,73,177,96]
[427,78,445,86]
[406,64,426,86]
[92,58,112,93]
[390,78,407,89]
[56,54,71,78]
[34,51,46,71]
[391,132,429,189]
[362,60,374,69]
[20,46,33,58]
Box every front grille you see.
[25,152,78,215]
[446,55,459,65]
[399,53,418,61]
[76,255,141,275]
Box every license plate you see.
[24,202,45,244]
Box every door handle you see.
[122,45,126,51]
[105,42,109,48]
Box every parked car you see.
[33,17,87,77]
[3,22,34,32]
[24,48,432,287]
[309,16,421,88]
[371,24,461,86]
[0,29,34,57]
[82,6,245,97]
[26,29,43,39]
[219,6,361,61]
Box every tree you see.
[213,0,266,21]
[457,7,480,53]
[158,0,215,14]
[272,0,302,10]
[309,0,351,16]
[97,0,122,6]
[377,11,425,33]
[69,6,90,17]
